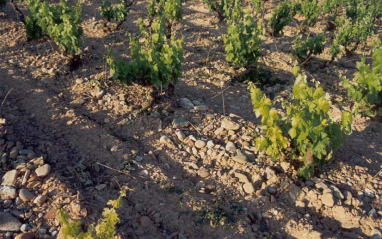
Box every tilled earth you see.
[0,0,382,239]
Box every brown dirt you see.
[0,0,382,238]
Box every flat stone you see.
[321,192,335,207]
[15,232,35,239]
[70,98,85,107]
[315,182,328,190]
[265,167,276,179]
[140,216,153,228]
[1,169,17,186]
[180,98,194,109]
[330,185,344,200]
[35,164,51,177]
[232,155,248,164]
[221,119,240,131]
[280,162,291,172]
[95,184,107,191]
[18,150,34,155]
[172,117,189,128]
[194,105,208,112]
[243,182,254,194]
[33,195,48,206]
[234,172,249,183]
[195,140,206,148]
[19,189,34,202]
[198,168,209,178]
[0,185,17,200]
[10,150,18,159]
[242,150,256,162]
[0,212,22,232]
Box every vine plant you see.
[250,70,352,178]
[25,0,83,68]
[100,0,135,31]
[343,47,382,116]
[59,189,126,239]
[107,15,184,89]
[292,33,325,63]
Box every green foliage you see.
[164,0,182,21]
[330,16,374,58]
[292,33,325,62]
[300,0,320,27]
[321,0,341,14]
[343,47,382,115]
[250,73,352,178]
[252,0,264,15]
[344,0,382,20]
[148,0,182,22]
[100,0,129,29]
[223,9,262,68]
[203,0,234,21]
[107,16,184,87]
[59,190,126,239]
[26,0,83,55]
[268,1,294,36]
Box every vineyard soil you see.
[0,0,382,238]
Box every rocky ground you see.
[1,0,382,238]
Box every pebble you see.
[10,150,18,159]
[265,167,276,179]
[198,168,209,178]
[19,189,34,202]
[206,140,215,148]
[195,140,206,148]
[70,98,86,107]
[20,224,30,232]
[0,185,17,200]
[180,98,194,109]
[232,155,248,164]
[19,150,34,155]
[0,212,22,232]
[95,90,105,99]
[315,182,328,190]
[33,195,48,206]
[364,189,375,198]
[140,216,152,228]
[267,187,276,195]
[1,169,17,186]
[95,184,107,191]
[321,192,335,207]
[234,172,250,183]
[243,182,255,194]
[35,164,51,177]
[221,119,240,131]
[194,105,208,112]
[280,162,290,172]
[225,141,236,153]
[175,130,185,141]
[160,135,170,144]
[172,117,189,128]
[330,185,344,200]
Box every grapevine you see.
[250,70,352,178]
